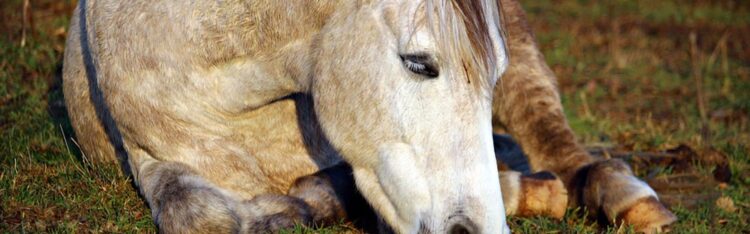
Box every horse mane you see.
[425,0,506,90]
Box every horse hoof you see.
[618,196,677,233]
[517,171,568,219]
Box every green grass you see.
[0,0,154,232]
[1,0,748,233]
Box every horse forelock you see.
[423,0,506,91]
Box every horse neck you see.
[247,1,340,48]
[233,0,347,92]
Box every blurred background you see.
[1,0,748,232]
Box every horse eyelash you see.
[401,54,439,78]
[405,60,427,71]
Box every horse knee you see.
[158,187,315,233]
[139,163,238,233]
[140,162,314,233]
[155,183,240,233]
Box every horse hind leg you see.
[137,161,315,233]
[494,0,676,232]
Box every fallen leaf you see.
[716,196,738,213]
[53,27,66,37]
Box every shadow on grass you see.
[47,63,81,159]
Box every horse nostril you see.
[449,224,471,234]
[447,215,477,234]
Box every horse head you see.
[312,0,509,232]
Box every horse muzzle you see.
[360,142,509,234]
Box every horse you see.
[62,0,677,233]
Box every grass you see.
[1,0,748,233]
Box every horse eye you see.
[400,54,439,78]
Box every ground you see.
[1,0,748,233]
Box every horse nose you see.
[447,215,477,234]
[449,224,471,234]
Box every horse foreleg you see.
[497,163,676,233]
[288,163,356,225]
[137,161,314,233]
[494,0,677,232]
[288,163,382,232]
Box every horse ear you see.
[482,0,510,81]
[497,0,510,54]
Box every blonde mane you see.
[425,0,506,89]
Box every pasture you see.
[1,0,748,232]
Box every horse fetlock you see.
[579,159,676,232]
[501,171,568,219]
